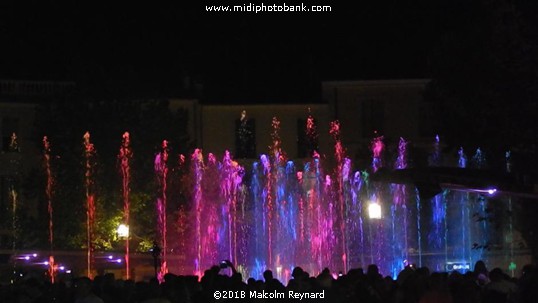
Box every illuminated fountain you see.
[7,133,20,283]
[34,113,528,281]
[43,136,56,283]
[428,137,447,270]
[118,132,132,279]
[389,138,411,276]
[83,132,96,278]
[160,119,526,279]
[154,140,169,280]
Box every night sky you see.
[0,1,532,103]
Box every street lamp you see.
[367,199,382,265]
[117,224,130,280]
[117,224,129,238]
[368,202,382,219]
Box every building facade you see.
[0,78,432,250]
[200,104,332,160]
[322,79,432,164]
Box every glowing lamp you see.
[117,224,129,238]
[368,202,382,219]
[487,188,497,195]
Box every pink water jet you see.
[118,132,132,279]
[83,131,96,278]
[371,136,384,173]
[154,140,169,281]
[330,120,348,273]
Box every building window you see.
[362,100,384,138]
[297,117,319,158]
[235,117,256,159]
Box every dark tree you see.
[29,98,192,252]
[425,0,538,260]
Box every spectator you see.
[74,277,104,303]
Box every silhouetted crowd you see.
[1,260,537,302]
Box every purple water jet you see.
[330,120,348,273]
[118,132,132,279]
[154,140,169,280]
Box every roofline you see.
[321,79,431,87]
[201,103,329,108]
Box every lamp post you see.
[368,202,382,219]
[117,224,129,279]
[151,241,161,280]
[368,200,382,264]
